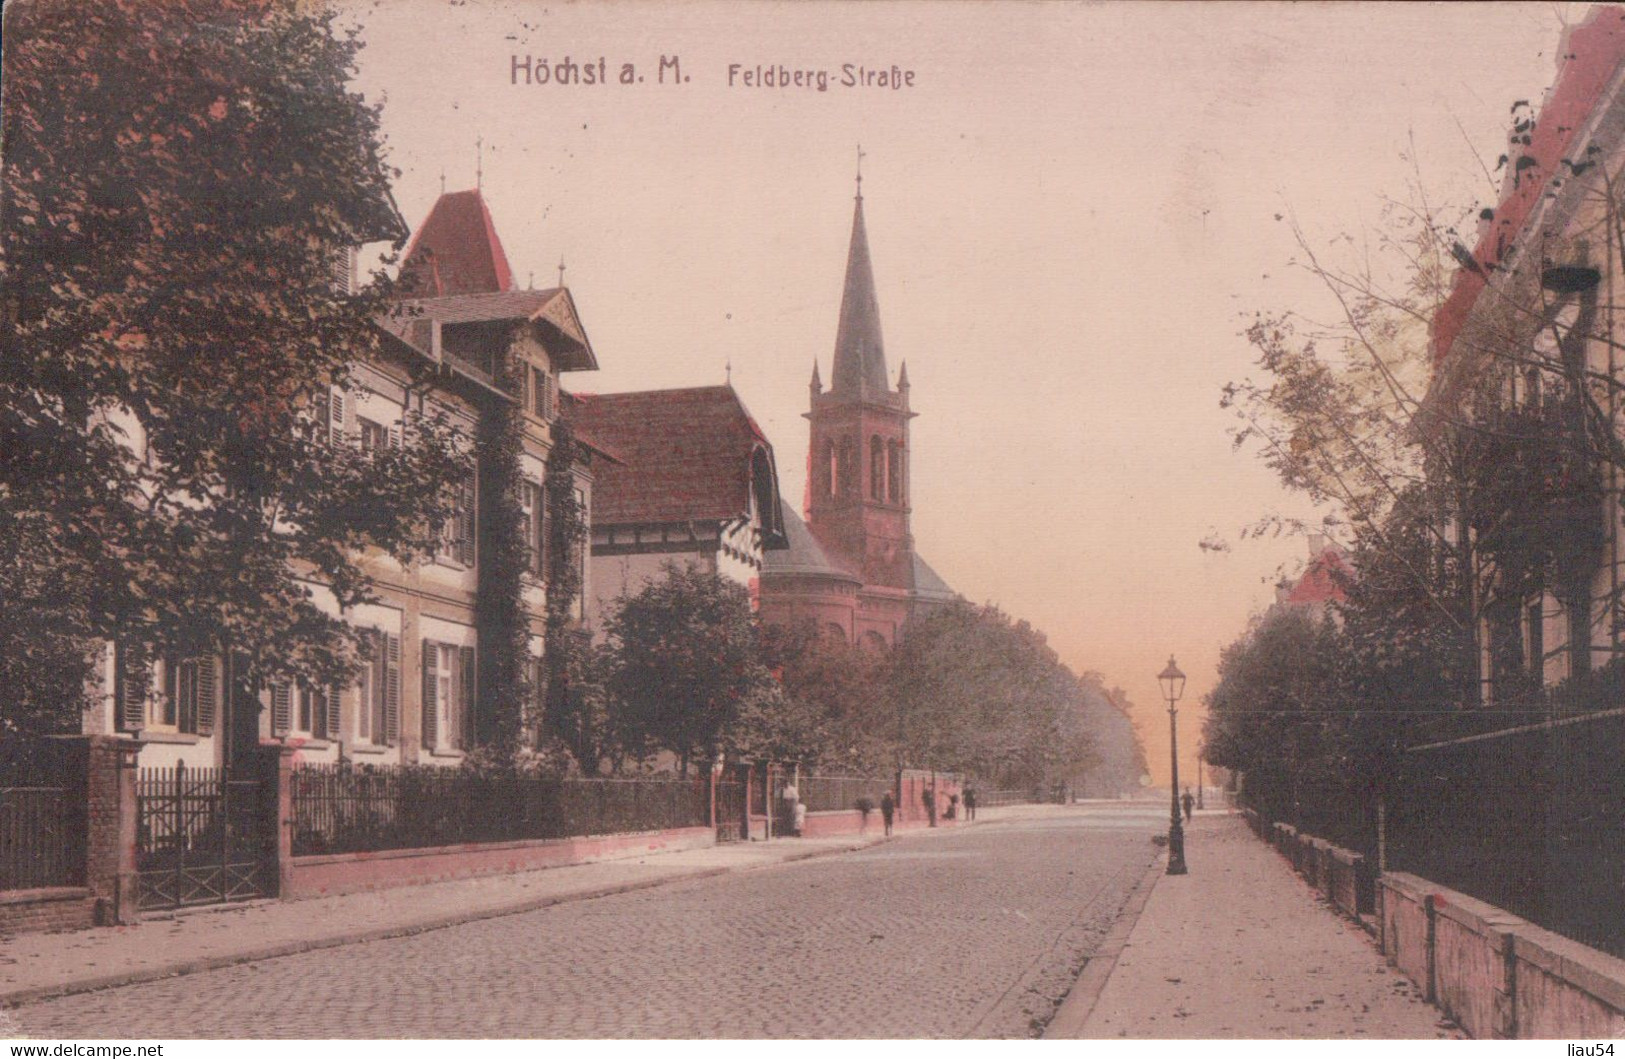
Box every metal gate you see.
[136,763,271,911]
[714,779,746,843]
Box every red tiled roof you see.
[569,386,776,526]
[398,189,515,299]
[1286,547,1352,605]
[1433,6,1625,363]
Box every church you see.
[757,175,957,647]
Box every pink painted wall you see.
[286,826,714,900]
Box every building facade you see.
[570,384,788,628]
[83,186,600,770]
[1426,6,1625,704]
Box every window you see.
[270,679,336,740]
[532,366,553,420]
[522,480,546,578]
[438,470,477,566]
[837,436,856,496]
[887,440,902,501]
[149,654,219,736]
[823,439,837,498]
[296,684,329,737]
[359,417,389,454]
[355,630,399,746]
[422,640,475,752]
[870,436,885,500]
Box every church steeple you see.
[830,170,889,400]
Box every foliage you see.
[759,620,886,771]
[881,601,1097,788]
[539,416,603,768]
[605,563,774,774]
[472,349,531,756]
[0,0,467,728]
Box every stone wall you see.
[1379,872,1625,1038]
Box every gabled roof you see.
[569,385,785,535]
[1433,6,1625,363]
[830,190,890,399]
[398,189,515,299]
[382,289,598,372]
[763,507,861,583]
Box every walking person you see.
[963,786,977,822]
[1181,787,1194,824]
[880,790,895,836]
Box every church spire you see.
[830,162,889,399]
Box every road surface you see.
[12,803,1164,1039]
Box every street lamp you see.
[1157,655,1188,875]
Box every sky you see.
[343,0,1587,786]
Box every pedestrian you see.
[1182,787,1194,823]
[963,786,977,822]
[880,791,895,836]
[921,785,936,826]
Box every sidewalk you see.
[0,826,908,1008]
[1047,811,1461,1039]
[0,811,1007,1009]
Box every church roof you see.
[1285,545,1352,605]
[569,385,785,535]
[398,189,516,299]
[763,507,861,583]
[910,552,957,602]
[830,190,890,399]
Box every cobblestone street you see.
[10,807,1163,1039]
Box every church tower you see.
[805,170,916,596]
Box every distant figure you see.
[880,791,896,836]
[963,787,978,822]
[1182,788,1194,823]
[793,799,807,837]
[922,786,936,827]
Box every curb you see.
[1043,850,1168,1038]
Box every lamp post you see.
[1158,655,1188,875]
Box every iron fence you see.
[290,765,710,856]
[1389,708,1625,959]
[0,751,82,891]
[798,774,893,813]
[977,788,1034,808]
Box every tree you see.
[0,0,465,733]
[759,619,887,771]
[605,564,774,774]
[883,601,1096,787]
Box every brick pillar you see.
[252,744,296,899]
[76,735,141,926]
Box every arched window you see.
[823,439,838,497]
[887,440,902,501]
[824,622,848,643]
[870,436,885,500]
[860,630,889,653]
[838,436,857,496]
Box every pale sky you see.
[345,0,1584,785]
